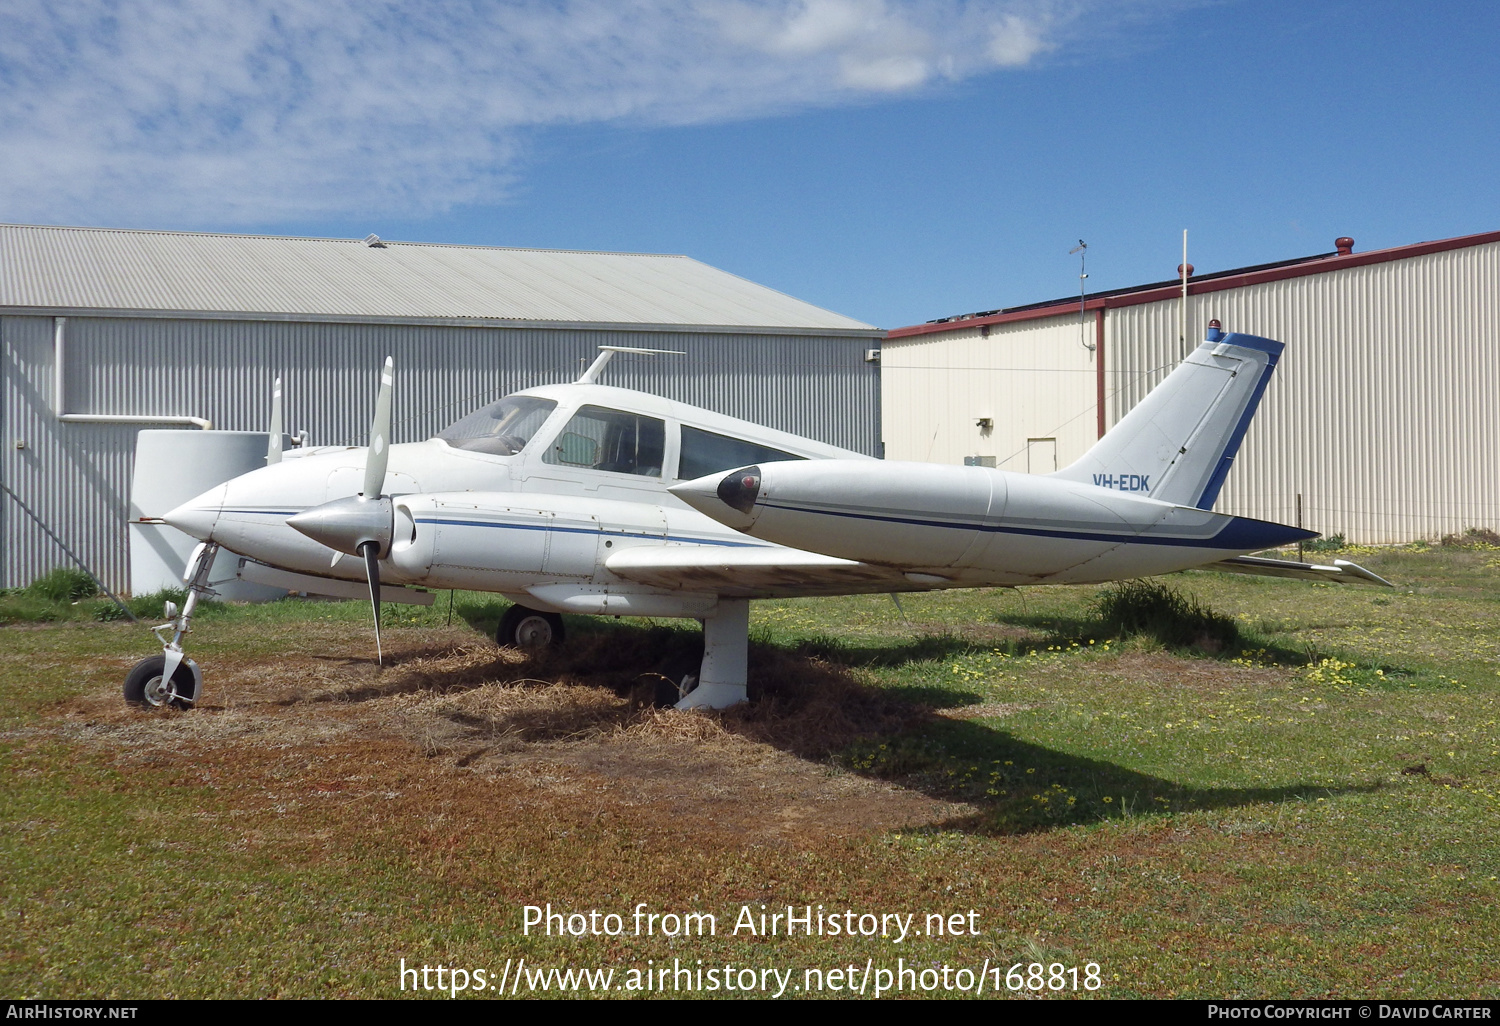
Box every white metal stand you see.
[675,599,749,710]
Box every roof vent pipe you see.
[1177,263,1194,278]
[1335,237,1354,255]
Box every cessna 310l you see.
[133,329,1387,714]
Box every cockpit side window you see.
[436,396,558,456]
[542,405,665,478]
[677,426,806,480]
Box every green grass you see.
[3,545,1498,999]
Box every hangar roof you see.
[0,224,877,336]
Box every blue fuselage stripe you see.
[757,501,1311,551]
[221,507,762,549]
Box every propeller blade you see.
[362,357,394,499]
[361,540,383,667]
[267,376,283,465]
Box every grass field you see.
[2,544,1498,999]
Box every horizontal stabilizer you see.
[1053,331,1282,509]
[1194,554,1393,587]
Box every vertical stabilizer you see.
[1051,330,1283,509]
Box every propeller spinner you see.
[286,357,396,665]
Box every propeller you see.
[359,358,395,665]
[285,356,396,666]
[363,359,393,500]
[267,376,283,465]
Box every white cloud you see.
[988,13,1051,66]
[0,0,1172,224]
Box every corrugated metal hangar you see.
[1,224,882,592]
[883,229,1500,543]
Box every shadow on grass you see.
[453,594,512,638]
[740,639,1382,836]
[791,633,975,668]
[300,612,1384,837]
[808,609,1325,673]
[989,607,1362,672]
[462,584,1381,675]
[834,717,1383,836]
[296,619,710,707]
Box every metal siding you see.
[1105,241,1500,542]
[881,314,1098,468]
[2,315,877,591]
[601,333,878,454]
[3,316,138,593]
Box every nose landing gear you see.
[124,541,218,710]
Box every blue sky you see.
[3,1,1496,329]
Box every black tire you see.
[124,655,196,710]
[496,605,565,650]
[652,648,703,706]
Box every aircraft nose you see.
[161,483,228,543]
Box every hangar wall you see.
[1,314,880,591]
[883,232,1500,544]
[881,313,1097,470]
[1108,240,1500,542]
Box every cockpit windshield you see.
[436,395,558,456]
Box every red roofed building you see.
[881,230,1500,543]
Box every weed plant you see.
[1091,579,1238,652]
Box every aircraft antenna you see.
[1069,240,1093,355]
[1179,229,1190,355]
[577,345,687,384]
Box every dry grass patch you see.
[935,702,1036,720]
[38,626,970,851]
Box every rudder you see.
[1051,328,1283,510]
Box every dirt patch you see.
[48,627,971,850]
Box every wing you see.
[604,544,927,599]
[1192,554,1393,587]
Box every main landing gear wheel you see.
[496,605,565,650]
[650,646,703,707]
[124,654,196,710]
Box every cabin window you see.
[543,406,665,477]
[436,396,558,456]
[677,426,805,481]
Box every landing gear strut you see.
[124,541,218,710]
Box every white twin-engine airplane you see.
[133,328,1388,714]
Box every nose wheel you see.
[124,653,199,710]
[496,605,565,650]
